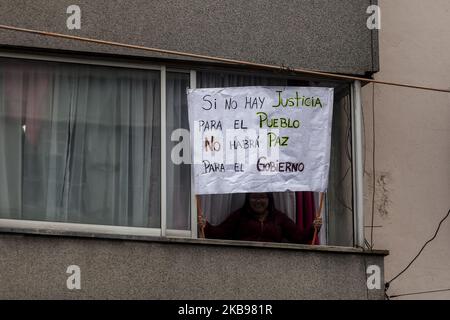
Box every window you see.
[0,58,160,227]
[0,55,357,247]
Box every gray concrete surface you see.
[0,0,378,75]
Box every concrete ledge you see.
[0,227,389,256]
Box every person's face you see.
[249,193,269,214]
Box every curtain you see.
[0,58,161,228]
[296,192,317,244]
[196,71,299,227]
[164,70,299,228]
[326,85,353,246]
[166,72,191,230]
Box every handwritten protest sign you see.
[187,86,334,195]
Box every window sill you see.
[0,224,389,256]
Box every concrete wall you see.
[0,0,378,75]
[361,0,450,299]
[0,232,386,299]
[0,0,393,300]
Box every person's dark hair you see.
[242,192,276,216]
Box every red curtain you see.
[296,192,319,245]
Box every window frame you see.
[0,51,364,246]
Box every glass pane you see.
[196,72,317,244]
[166,72,191,230]
[0,58,161,228]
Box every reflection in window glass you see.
[166,72,191,230]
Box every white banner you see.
[187,86,334,195]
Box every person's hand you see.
[313,217,323,230]
[197,216,208,238]
[198,215,207,229]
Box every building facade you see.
[0,0,394,299]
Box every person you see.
[199,192,322,244]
